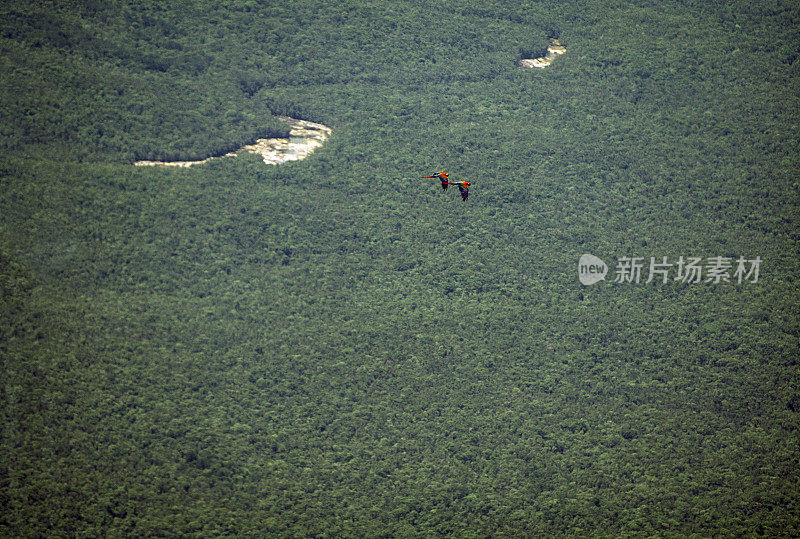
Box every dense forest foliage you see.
[1,0,799,535]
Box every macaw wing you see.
[458,183,469,201]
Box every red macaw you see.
[447,180,470,201]
[423,171,450,190]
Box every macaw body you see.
[423,171,450,190]
[447,181,470,201]
[423,171,471,201]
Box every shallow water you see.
[134,116,331,168]
[520,38,566,69]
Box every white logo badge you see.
[578,254,607,285]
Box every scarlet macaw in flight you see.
[448,180,471,201]
[423,171,450,190]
